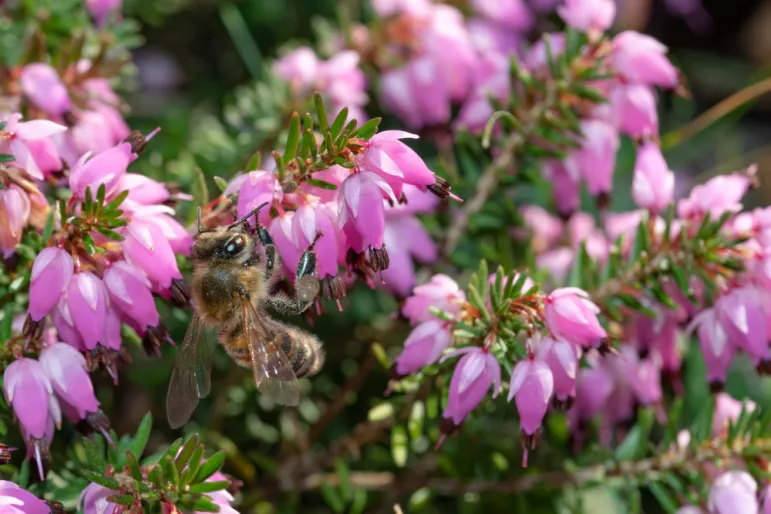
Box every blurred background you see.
[49,0,771,511]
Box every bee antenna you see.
[228,201,270,230]
[197,207,204,233]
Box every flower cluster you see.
[0,480,50,514]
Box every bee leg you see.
[255,225,282,282]
[236,282,251,301]
[265,233,321,315]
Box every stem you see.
[661,75,771,150]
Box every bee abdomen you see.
[220,332,252,368]
[280,328,325,379]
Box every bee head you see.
[192,228,253,262]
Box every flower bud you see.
[395,320,452,375]
[508,359,554,435]
[69,142,132,200]
[0,185,31,258]
[67,272,108,349]
[19,64,72,116]
[612,31,678,88]
[708,471,758,514]
[557,0,615,33]
[40,343,100,419]
[611,83,658,138]
[544,287,607,347]
[632,142,674,213]
[441,347,501,425]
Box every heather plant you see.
[1,0,771,512]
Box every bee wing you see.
[241,298,301,406]
[166,312,216,429]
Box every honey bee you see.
[166,202,325,429]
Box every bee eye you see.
[225,237,244,255]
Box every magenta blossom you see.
[339,171,396,253]
[612,31,679,88]
[0,114,67,180]
[28,247,74,321]
[0,185,31,258]
[632,142,674,212]
[677,170,753,222]
[39,343,100,419]
[544,288,607,347]
[317,51,368,122]
[274,47,320,94]
[122,218,183,289]
[441,347,501,425]
[115,173,170,212]
[508,358,554,436]
[269,212,303,277]
[543,160,580,216]
[79,482,119,514]
[381,60,451,131]
[0,481,49,514]
[131,206,193,256]
[233,170,282,227]
[557,0,615,33]
[395,319,452,375]
[715,289,769,365]
[3,359,55,440]
[402,274,465,324]
[67,272,108,349]
[708,471,759,514]
[690,308,735,386]
[381,210,438,296]
[293,199,342,280]
[569,119,619,196]
[103,261,160,328]
[359,131,436,199]
[536,336,579,401]
[69,141,133,200]
[471,0,532,30]
[86,0,121,26]
[713,393,756,436]
[611,83,659,138]
[19,63,72,116]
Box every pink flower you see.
[569,119,619,196]
[557,0,616,32]
[402,274,465,324]
[677,171,752,222]
[525,34,566,73]
[293,199,342,280]
[381,61,452,131]
[339,171,395,253]
[713,393,756,436]
[610,83,659,137]
[0,481,49,514]
[675,507,704,514]
[114,173,169,212]
[19,63,72,116]
[508,358,554,435]
[544,288,607,347]
[318,51,368,120]
[395,320,452,375]
[235,171,282,227]
[537,247,575,284]
[0,114,67,180]
[122,218,182,288]
[471,0,533,30]
[274,47,320,95]
[3,358,54,440]
[131,206,193,256]
[543,160,580,216]
[101,306,123,352]
[571,364,614,423]
[79,482,119,514]
[536,336,579,401]
[0,185,31,258]
[632,142,674,212]
[422,5,476,101]
[627,354,662,405]
[86,0,122,27]
[467,19,522,56]
[359,131,436,198]
[39,343,99,419]
[455,55,512,134]
[28,247,74,321]
[708,471,758,514]
[269,212,303,276]
[381,212,438,297]
[103,261,160,328]
[518,205,564,253]
[67,272,108,349]
[715,289,769,365]
[441,347,501,424]
[690,308,735,386]
[612,31,679,88]
[69,142,133,200]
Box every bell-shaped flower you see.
[0,481,50,514]
[441,347,501,424]
[51,292,87,351]
[358,131,436,199]
[0,185,31,258]
[122,218,182,289]
[572,365,614,422]
[402,274,465,324]
[103,261,160,328]
[509,358,554,435]
[3,358,54,440]
[677,170,753,222]
[632,142,674,213]
[293,199,343,279]
[39,343,100,419]
[339,171,395,253]
[543,160,580,216]
[611,83,659,138]
[28,247,74,321]
[471,0,532,30]
[568,119,619,197]
[234,170,282,227]
[67,272,108,349]
[557,0,615,33]
[86,0,121,27]
[612,31,679,88]
[132,206,193,256]
[689,308,735,386]
[713,393,756,436]
[274,47,320,95]
[19,63,72,116]
[114,173,169,212]
[69,142,133,200]
[544,287,607,347]
[381,213,438,297]
[708,471,759,514]
[269,212,303,276]
[394,319,452,375]
[715,289,769,365]
[381,58,452,132]
[79,482,120,514]
[536,336,579,401]
[1,114,67,180]
[318,51,368,121]
[627,354,663,405]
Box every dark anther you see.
[439,417,461,438]
[78,410,115,446]
[62,111,77,128]
[47,501,66,514]
[710,380,725,394]
[427,175,453,199]
[369,245,390,272]
[227,476,244,495]
[551,396,574,412]
[143,323,172,357]
[398,193,408,205]
[387,364,405,380]
[123,129,148,154]
[321,276,347,300]
[23,314,43,341]
[0,443,14,465]
[595,192,611,210]
[170,278,192,307]
[346,248,366,269]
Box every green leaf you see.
[193,167,209,208]
[283,112,301,167]
[349,488,368,514]
[301,128,315,160]
[83,439,107,473]
[95,227,124,241]
[126,452,143,482]
[82,471,121,490]
[467,284,491,322]
[182,445,205,486]
[213,176,229,193]
[103,190,129,213]
[329,107,349,139]
[367,403,394,422]
[334,459,352,501]
[245,151,261,172]
[408,401,425,441]
[106,494,135,506]
[320,481,345,513]
[42,209,55,242]
[82,234,96,254]
[161,455,180,488]
[190,496,220,512]
[314,93,329,134]
[648,482,678,513]
[193,451,226,483]
[305,177,338,190]
[84,186,93,216]
[148,465,164,488]
[96,183,106,209]
[353,118,380,139]
[188,480,230,494]
[166,438,184,460]
[129,413,153,459]
[175,434,200,473]
[391,425,408,468]
[0,154,14,163]
[690,395,715,444]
